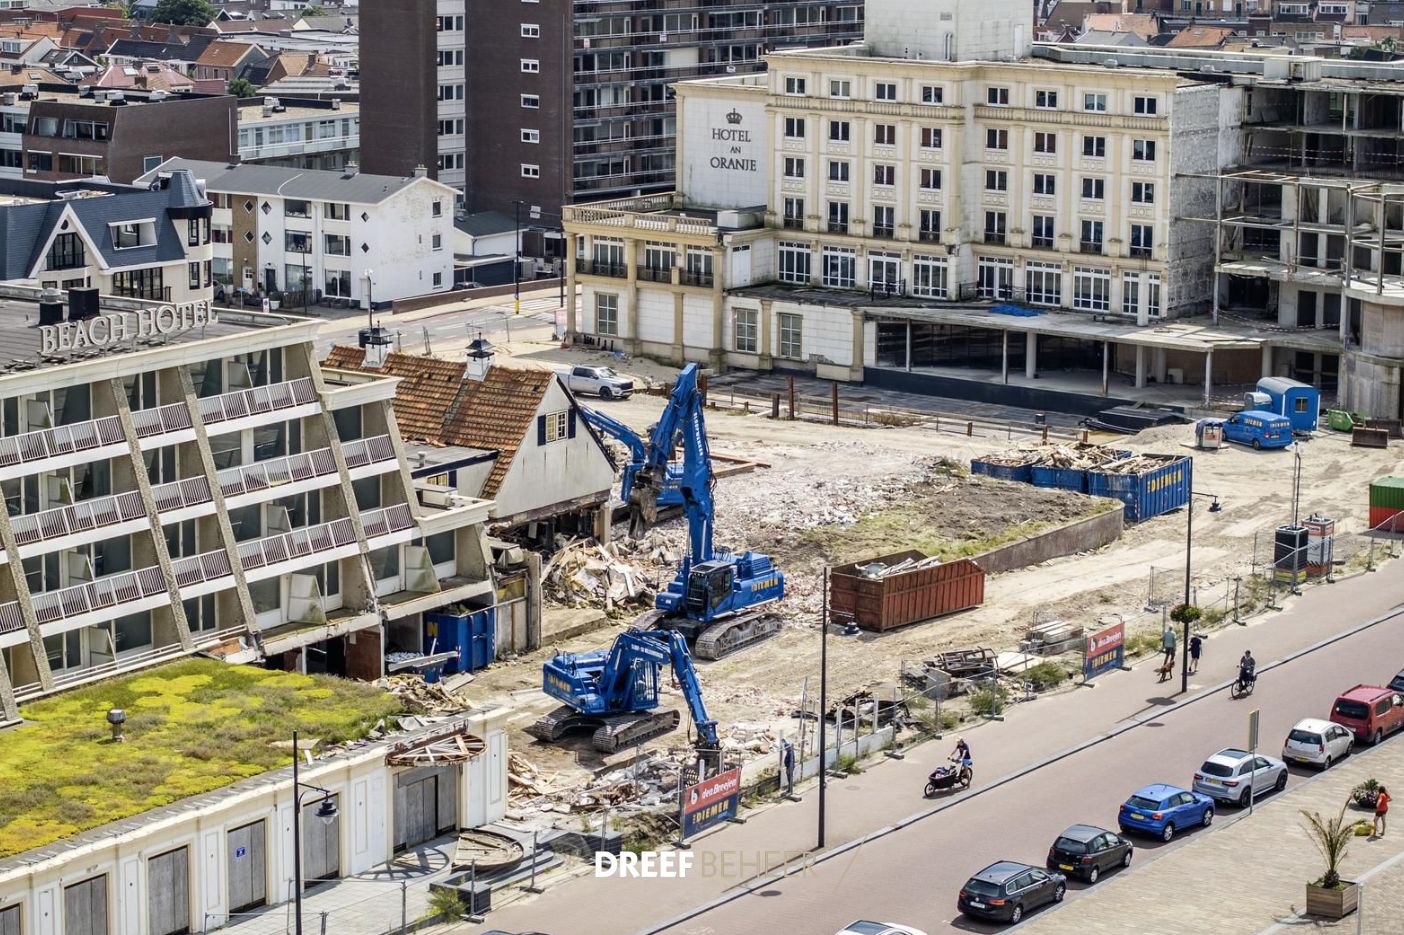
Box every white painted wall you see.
[863,0,1032,62]
[682,294,714,349]
[676,91,769,209]
[636,289,675,344]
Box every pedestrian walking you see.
[1162,626,1177,665]
[1376,785,1390,836]
[781,738,795,798]
[1189,633,1203,674]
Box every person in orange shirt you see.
[1376,786,1390,837]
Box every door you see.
[227,820,267,913]
[64,876,107,935]
[301,796,341,884]
[147,847,190,935]
[397,775,437,851]
[0,905,19,935]
[466,609,493,672]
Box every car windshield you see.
[1200,761,1235,777]
[1127,794,1162,811]
[1335,700,1370,719]
[965,879,1003,897]
[1289,729,1322,745]
[1053,836,1089,854]
[597,368,618,378]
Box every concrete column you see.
[849,310,865,380]
[1135,345,1148,389]
[625,239,642,354]
[1025,332,1038,379]
[1001,330,1009,384]
[0,658,16,721]
[0,499,52,694]
[672,292,685,364]
[1101,341,1110,397]
[525,550,542,652]
[1261,343,1275,378]
[710,246,725,371]
[759,299,774,368]
[1153,348,1168,384]
[564,232,578,337]
[906,321,913,373]
[1203,348,1214,406]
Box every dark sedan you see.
[1046,824,1133,883]
[958,861,1066,924]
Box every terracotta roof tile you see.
[321,344,365,370]
[443,366,555,497]
[377,353,467,444]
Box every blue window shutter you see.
[567,410,577,438]
[536,415,546,445]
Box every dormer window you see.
[110,219,156,249]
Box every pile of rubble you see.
[542,537,662,611]
[980,442,1131,470]
[381,673,473,715]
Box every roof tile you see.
[443,366,554,497]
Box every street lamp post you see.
[817,566,829,849]
[291,729,338,935]
[513,200,521,316]
[364,269,374,329]
[1182,485,1223,694]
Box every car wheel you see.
[1275,771,1288,793]
[1161,822,1176,842]
[1087,865,1100,884]
[1121,849,1133,869]
[1010,905,1023,924]
[1053,883,1066,903]
[1322,755,1332,770]
[1252,438,1262,449]
[599,386,614,400]
[1202,807,1215,827]
[1374,730,1384,746]
[1238,787,1252,809]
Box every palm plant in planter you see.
[1301,802,1359,919]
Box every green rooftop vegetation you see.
[0,658,403,859]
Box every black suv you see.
[1047,824,1133,883]
[958,861,1066,924]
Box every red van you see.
[1330,684,1404,744]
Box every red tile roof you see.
[376,353,467,444]
[443,366,555,497]
[321,344,365,370]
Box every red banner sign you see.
[681,767,741,838]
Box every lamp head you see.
[315,797,338,824]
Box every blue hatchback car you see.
[1118,783,1215,842]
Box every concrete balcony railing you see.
[9,490,148,548]
[130,401,194,439]
[197,378,318,427]
[0,601,24,634]
[237,516,357,573]
[151,476,215,513]
[170,548,234,589]
[29,564,168,626]
[218,447,338,499]
[0,416,126,471]
[342,434,396,469]
[360,502,414,540]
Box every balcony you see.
[984,232,1007,245]
[151,476,214,514]
[170,548,234,589]
[0,416,126,473]
[918,230,941,243]
[198,378,318,429]
[218,447,339,501]
[238,516,357,575]
[636,265,673,284]
[342,434,396,470]
[130,402,194,440]
[361,502,415,540]
[1080,241,1104,255]
[827,221,849,234]
[679,269,713,287]
[782,217,804,230]
[10,490,148,550]
[575,258,627,278]
[871,225,895,239]
[29,564,168,626]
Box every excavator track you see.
[527,705,602,744]
[592,709,681,754]
[693,612,783,661]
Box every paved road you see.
[313,296,561,357]
[472,568,1404,935]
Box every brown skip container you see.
[829,550,986,633]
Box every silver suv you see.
[1192,748,1288,807]
[567,365,633,399]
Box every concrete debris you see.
[1093,453,1181,475]
[981,442,1129,469]
[544,537,659,611]
[858,555,942,579]
[381,673,474,715]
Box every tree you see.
[226,77,256,99]
[150,0,216,26]
[1301,803,1354,889]
[301,4,327,15]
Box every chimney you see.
[412,165,427,179]
[341,161,358,178]
[465,334,495,382]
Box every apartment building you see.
[236,96,358,170]
[564,0,1404,420]
[143,158,456,307]
[0,284,496,717]
[360,0,864,211]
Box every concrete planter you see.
[1305,881,1359,919]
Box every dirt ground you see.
[443,335,1404,791]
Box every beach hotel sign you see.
[40,301,217,354]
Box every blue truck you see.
[1255,377,1320,433]
[1220,410,1294,449]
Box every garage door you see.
[227,821,267,913]
[148,847,189,935]
[394,765,458,851]
[0,904,19,935]
[64,876,107,935]
[301,796,340,884]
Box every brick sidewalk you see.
[1020,738,1404,935]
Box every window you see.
[110,220,154,249]
[521,93,540,108]
[875,81,897,101]
[784,117,805,139]
[284,231,311,253]
[978,257,1013,299]
[920,168,942,190]
[324,234,351,256]
[1132,181,1155,204]
[1073,267,1111,311]
[1032,215,1055,248]
[828,120,850,142]
[540,410,571,443]
[1122,273,1139,317]
[984,210,1006,245]
[911,255,948,298]
[521,23,540,37]
[733,308,758,352]
[828,160,849,182]
[188,261,200,289]
[1082,135,1106,158]
[521,163,540,178]
[784,157,805,178]
[521,59,540,73]
[921,85,943,104]
[778,312,802,358]
[919,209,941,242]
[872,205,895,238]
[1084,93,1107,112]
[326,202,349,221]
[829,79,851,98]
[45,232,84,271]
[1133,139,1157,161]
[987,86,1009,105]
[1134,96,1158,115]
[873,164,895,186]
[1080,219,1104,253]
[1035,89,1058,109]
[869,251,901,292]
[141,154,162,173]
[521,129,540,144]
[782,197,805,229]
[1033,132,1057,154]
[874,124,896,146]
[432,234,443,252]
[920,127,942,149]
[1081,177,1105,200]
[1130,224,1154,258]
[112,267,163,300]
[985,169,1007,191]
[778,241,811,283]
[827,201,849,234]
[595,293,618,335]
[784,75,806,95]
[188,217,207,247]
[1026,261,1062,306]
[986,128,1008,150]
[821,246,855,287]
[1033,173,1056,195]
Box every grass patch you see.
[969,686,1007,718]
[1023,660,1070,691]
[1124,630,1164,659]
[0,658,402,859]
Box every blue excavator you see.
[578,405,683,512]
[527,627,720,760]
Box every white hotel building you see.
[565,0,1404,421]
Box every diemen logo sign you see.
[40,300,217,354]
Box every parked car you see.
[957,861,1065,925]
[567,365,633,399]
[1220,410,1294,449]
[1118,783,1215,841]
[1046,824,1133,883]
[1389,668,1404,694]
[1283,717,1354,769]
[1331,684,1404,744]
[834,922,929,935]
[1192,748,1289,807]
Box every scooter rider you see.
[1237,650,1257,690]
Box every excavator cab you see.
[684,560,736,619]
